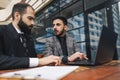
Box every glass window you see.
[88,8,107,59]
[79,27,85,41]
[77,42,86,54]
[112,2,120,59]
[84,0,107,10]
[67,13,84,30]
[68,29,80,42]
[67,27,85,42]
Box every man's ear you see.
[64,25,68,30]
[14,12,21,20]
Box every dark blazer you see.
[45,34,80,59]
[0,23,37,69]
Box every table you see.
[62,60,120,80]
[0,60,120,80]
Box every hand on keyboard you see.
[68,52,88,62]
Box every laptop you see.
[67,26,118,66]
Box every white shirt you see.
[14,25,39,67]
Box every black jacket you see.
[0,23,37,69]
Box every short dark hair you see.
[52,16,67,25]
[12,3,34,20]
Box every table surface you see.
[0,60,120,80]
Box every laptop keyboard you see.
[75,59,89,63]
[67,59,91,65]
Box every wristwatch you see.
[62,56,68,64]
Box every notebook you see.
[67,26,118,66]
[0,66,79,80]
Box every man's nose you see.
[53,25,57,29]
[31,20,35,25]
[53,26,57,30]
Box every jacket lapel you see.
[6,23,22,51]
[6,23,20,40]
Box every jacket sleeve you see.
[0,27,29,70]
[0,55,29,69]
[45,37,54,56]
[73,39,81,52]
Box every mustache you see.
[53,29,58,33]
[53,28,58,31]
[28,25,34,29]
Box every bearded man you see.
[0,3,61,69]
[45,16,88,64]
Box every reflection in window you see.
[77,43,86,54]
[68,29,80,42]
[60,0,72,8]
[67,27,85,42]
[112,3,120,59]
[67,13,85,52]
[68,13,84,30]
[88,8,107,60]
[79,28,85,41]
[44,3,59,18]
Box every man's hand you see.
[68,52,88,62]
[38,55,61,66]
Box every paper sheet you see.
[0,66,79,80]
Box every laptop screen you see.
[66,26,118,66]
[94,26,118,65]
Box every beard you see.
[54,28,65,36]
[18,18,33,35]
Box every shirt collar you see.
[13,24,24,34]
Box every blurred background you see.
[0,0,120,61]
